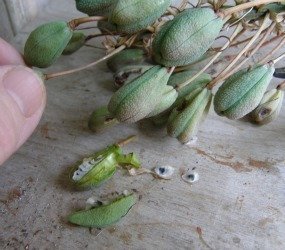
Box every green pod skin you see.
[249,89,284,125]
[24,21,73,68]
[108,65,172,123]
[97,20,117,34]
[75,0,117,16]
[109,0,171,34]
[68,194,136,228]
[214,64,275,120]
[152,8,224,67]
[150,70,211,126]
[146,85,178,118]
[62,32,86,55]
[72,145,122,189]
[113,65,153,88]
[167,88,212,144]
[116,153,141,168]
[88,106,119,132]
[107,49,146,72]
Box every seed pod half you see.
[62,32,86,55]
[146,85,178,118]
[107,48,146,72]
[152,8,224,66]
[113,65,152,88]
[68,193,136,228]
[214,64,275,120]
[167,87,212,144]
[109,0,171,34]
[75,0,117,16]
[24,21,73,68]
[249,89,284,125]
[71,145,122,189]
[108,65,172,123]
[88,106,119,132]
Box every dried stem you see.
[259,36,285,64]
[176,23,244,90]
[272,52,285,64]
[117,135,137,147]
[207,14,271,89]
[220,0,283,18]
[68,16,107,30]
[45,45,126,80]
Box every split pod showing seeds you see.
[75,0,117,16]
[152,8,224,67]
[167,87,212,144]
[249,88,284,125]
[108,65,173,123]
[24,21,73,68]
[68,193,136,228]
[62,32,86,55]
[109,0,171,34]
[71,144,140,189]
[113,65,153,89]
[214,64,275,120]
[107,48,147,72]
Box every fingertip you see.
[0,38,25,66]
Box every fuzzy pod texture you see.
[214,64,275,120]
[62,32,86,55]
[97,20,117,34]
[152,8,223,67]
[24,21,73,68]
[108,65,172,123]
[75,0,117,16]
[249,89,284,125]
[150,70,211,126]
[71,145,122,189]
[107,48,146,72]
[109,0,171,34]
[113,65,153,88]
[167,87,212,144]
[88,106,118,132]
[68,194,136,228]
[146,85,178,117]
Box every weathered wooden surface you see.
[0,0,50,41]
[0,1,285,249]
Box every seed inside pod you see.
[154,165,175,179]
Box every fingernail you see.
[3,67,45,118]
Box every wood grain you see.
[0,1,284,249]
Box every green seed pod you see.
[109,0,171,33]
[97,20,117,33]
[152,8,224,66]
[113,65,152,88]
[71,145,121,189]
[214,64,274,120]
[75,0,117,16]
[24,21,73,68]
[68,193,136,228]
[107,49,146,72]
[168,70,212,107]
[108,65,172,123]
[62,32,86,55]
[249,89,284,125]
[88,106,119,132]
[150,70,211,126]
[167,87,212,144]
[146,85,178,117]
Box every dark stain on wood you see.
[120,231,132,245]
[194,148,251,172]
[248,158,271,169]
[196,227,212,249]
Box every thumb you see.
[0,65,46,165]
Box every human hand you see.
[0,38,46,165]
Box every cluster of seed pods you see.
[22,0,285,229]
